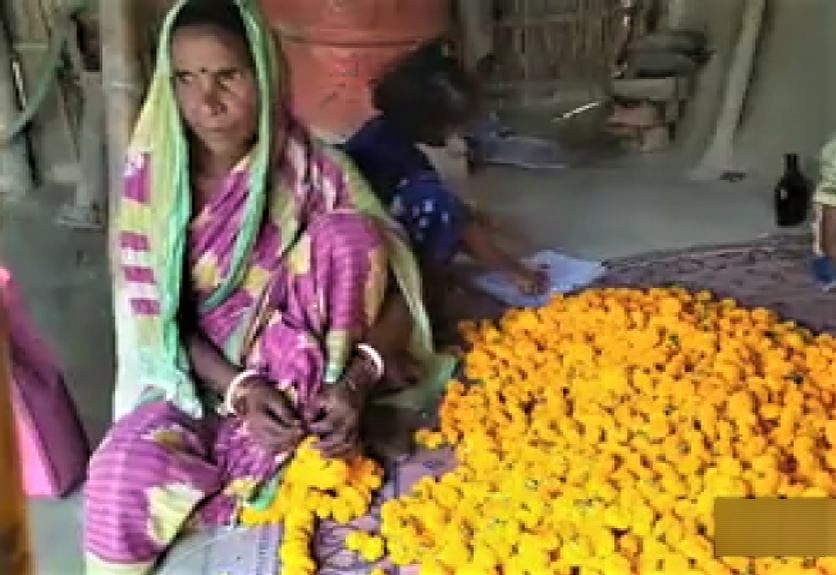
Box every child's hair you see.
[372,40,479,145]
[171,0,250,55]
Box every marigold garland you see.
[241,288,836,575]
[239,437,383,575]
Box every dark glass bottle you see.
[774,153,811,227]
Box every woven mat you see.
[594,234,836,333]
[161,234,834,574]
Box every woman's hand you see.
[462,222,548,296]
[182,327,305,454]
[364,292,422,392]
[310,288,426,458]
[376,350,423,394]
[309,359,375,458]
[512,264,549,296]
[237,379,305,455]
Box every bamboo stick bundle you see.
[487,0,620,107]
[0,13,33,196]
[56,13,104,229]
[4,0,78,184]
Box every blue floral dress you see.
[344,116,470,264]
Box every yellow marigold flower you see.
[438,540,470,569]
[453,564,495,575]
[344,531,365,552]
[723,557,751,572]
[594,553,628,575]
[801,486,829,498]
[470,545,499,570]
[659,551,690,572]
[638,554,662,573]
[704,560,734,575]
[678,454,703,476]
[601,505,631,531]
[659,297,683,316]
[415,429,446,450]
[359,535,385,563]
[419,560,452,575]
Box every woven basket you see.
[484,0,626,108]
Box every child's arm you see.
[461,221,548,295]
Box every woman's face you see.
[171,25,258,161]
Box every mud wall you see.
[676,0,834,178]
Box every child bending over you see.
[345,42,547,310]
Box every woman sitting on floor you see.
[84,2,452,573]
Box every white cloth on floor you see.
[472,250,606,308]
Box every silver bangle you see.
[223,369,261,416]
[356,343,385,381]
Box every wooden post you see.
[100,0,144,268]
[0,14,33,197]
[665,0,691,29]
[57,70,104,228]
[456,0,493,73]
[691,0,766,180]
[4,0,79,185]
[58,16,104,229]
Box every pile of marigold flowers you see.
[383,288,836,575]
[242,287,836,575]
